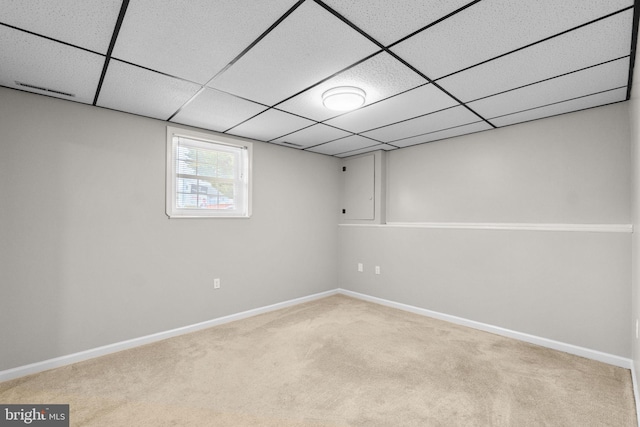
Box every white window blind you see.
[166,127,252,218]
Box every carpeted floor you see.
[0,295,636,426]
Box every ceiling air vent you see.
[280,141,303,148]
[15,81,75,98]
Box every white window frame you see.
[166,126,252,218]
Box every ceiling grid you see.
[0,0,637,156]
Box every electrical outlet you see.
[214,278,221,289]
[375,266,380,275]
[357,263,363,272]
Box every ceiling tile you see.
[490,88,627,127]
[321,0,471,46]
[437,10,633,102]
[361,106,481,143]
[272,123,352,148]
[0,0,122,54]
[336,144,397,158]
[208,0,380,106]
[96,60,201,120]
[391,0,632,80]
[468,58,630,119]
[307,135,379,156]
[112,0,298,84]
[171,87,267,133]
[0,26,104,104]
[325,84,459,133]
[393,121,493,148]
[276,52,426,122]
[1,1,635,157]
[227,109,314,142]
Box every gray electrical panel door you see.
[343,154,374,220]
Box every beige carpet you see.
[0,295,636,426]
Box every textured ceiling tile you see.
[490,88,627,127]
[0,26,104,104]
[171,88,267,133]
[336,144,397,158]
[276,52,426,122]
[208,0,380,106]
[307,135,379,155]
[325,84,459,133]
[1,1,635,157]
[112,0,298,84]
[361,106,481,143]
[391,0,632,79]
[321,0,471,46]
[227,109,314,142]
[272,123,352,148]
[437,10,633,102]
[468,58,630,119]
[0,0,122,53]
[393,121,493,148]
[96,60,201,119]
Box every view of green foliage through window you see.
[167,128,250,218]
[176,139,237,211]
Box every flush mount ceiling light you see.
[322,86,366,111]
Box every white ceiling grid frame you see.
[362,105,481,143]
[208,0,381,106]
[391,0,633,81]
[112,0,299,84]
[0,0,122,54]
[468,58,631,120]
[96,60,202,119]
[325,83,459,133]
[490,88,628,128]
[320,0,472,46]
[437,10,634,103]
[392,121,493,148]
[272,123,352,148]
[228,109,314,142]
[335,144,397,158]
[171,87,268,133]
[307,135,380,155]
[276,52,427,122]
[0,26,105,104]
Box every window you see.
[166,126,252,218]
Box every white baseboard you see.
[0,289,338,383]
[337,289,633,369]
[0,287,633,385]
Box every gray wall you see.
[340,103,632,357]
[0,83,634,371]
[386,104,630,224]
[630,53,640,376]
[0,87,341,371]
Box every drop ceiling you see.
[1,0,637,157]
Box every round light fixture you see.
[322,86,366,111]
